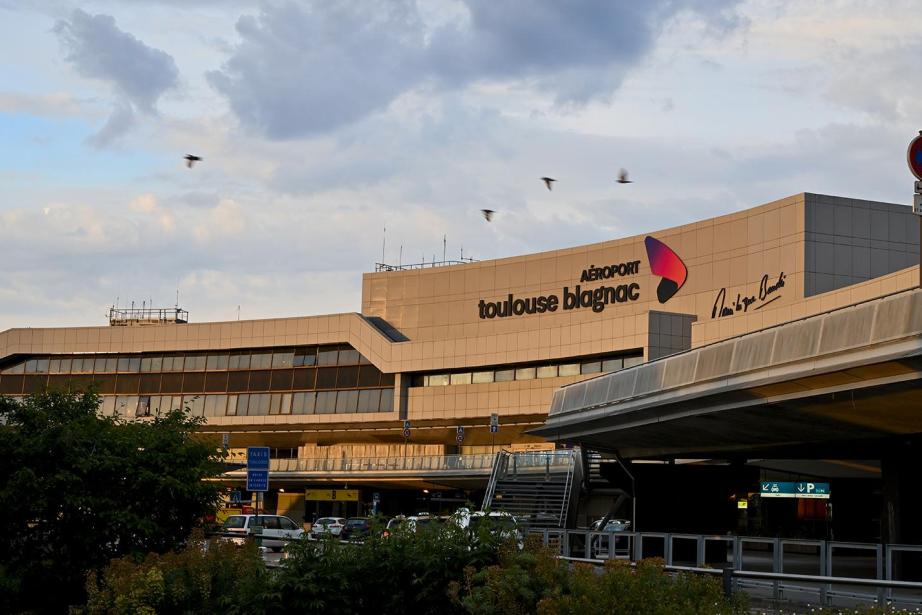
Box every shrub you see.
[86,531,269,615]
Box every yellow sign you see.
[737,500,748,510]
[305,489,359,502]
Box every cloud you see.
[54,9,179,144]
[208,0,743,138]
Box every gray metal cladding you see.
[632,361,666,397]
[694,342,734,380]
[730,329,777,373]
[662,351,699,389]
[772,319,823,364]
[872,292,922,341]
[817,303,876,354]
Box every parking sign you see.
[456,426,465,443]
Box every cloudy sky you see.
[1,0,920,330]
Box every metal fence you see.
[532,529,922,610]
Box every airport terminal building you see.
[1,192,920,538]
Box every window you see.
[602,358,623,372]
[105,357,117,372]
[357,365,382,388]
[316,368,337,389]
[185,354,206,371]
[227,371,250,392]
[294,347,317,367]
[117,357,131,372]
[250,353,272,369]
[272,351,294,369]
[536,365,558,379]
[280,517,298,530]
[206,354,228,371]
[450,373,472,385]
[558,364,580,376]
[426,374,449,386]
[163,356,184,372]
[182,372,205,393]
[580,361,601,375]
[49,359,61,374]
[472,371,494,384]
[315,391,337,414]
[94,357,107,373]
[248,371,270,391]
[378,388,394,412]
[186,395,206,417]
[115,375,140,394]
[270,369,293,391]
[292,392,316,415]
[204,372,229,392]
[229,353,250,370]
[336,366,359,388]
[514,367,536,381]
[338,348,360,365]
[357,389,380,412]
[249,394,270,416]
[317,347,339,366]
[292,368,316,390]
[261,517,280,530]
[226,394,238,416]
[235,394,250,415]
[624,356,643,368]
[336,390,358,413]
[137,396,151,417]
[58,358,72,373]
[494,369,515,382]
[204,395,225,417]
[139,374,161,394]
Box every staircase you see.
[482,448,583,529]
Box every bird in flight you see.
[540,177,556,191]
[481,209,496,222]
[184,154,202,168]
[616,169,633,184]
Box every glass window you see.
[137,396,151,417]
[472,371,494,384]
[204,372,229,392]
[292,392,316,415]
[229,353,251,370]
[105,357,117,372]
[537,365,558,379]
[292,368,316,390]
[450,373,472,385]
[316,368,337,389]
[357,389,380,413]
[170,396,183,412]
[378,388,394,412]
[100,396,116,416]
[358,353,372,365]
[4,362,24,374]
[294,347,317,367]
[36,358,49,373]
[270,369,293,391]
[272,351,294,368]
[60,358,73,373]
[186,395,205,417]
[207,354,228,371]
[624,355,643,368]
[602,358,624,372]
[95,357,108,373]
[163,356,184,372]
[182,372,205,393]
[160,373,183,393]
[249,393,270,416]
[227,371,249,392]
[317,347,339,366]
[226,394,238,416]
[580,361,601,375]
[279,393,292,415]
[149,356,162,372]
[248,371,270,391]
[558,363,580,377]
[515,367,536,381]
[357,365,382,388]
[115,396,138,418]
[250,353,271,369]
[236,394,250,415]
[494,369,515,382]
[93,374,117,394]
[204,395,219,417]
[336,366,359,388]
[115,375,140,394]
[117,357,131,372]
[25,359,38,374]
[336,389,358,413]
[129,357,141,372]
[269,393,282,415]
[426,374,449,386]
[338,349,360,365]
[140,357,153,372]
[49,359,61,374]
[315,391,337,414]
[380,372,395,386]
[185,354,206,371]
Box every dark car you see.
[340,517,373,541]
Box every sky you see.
[1,0,920,330]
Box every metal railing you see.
[533,529,922,609]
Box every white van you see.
[221,514,304,552]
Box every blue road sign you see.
[456,426,465,443]
[760,481,830,499]
[230,490,242,504]
[247,470,269,492]
[490,424,498,434]
[247,447,270,470]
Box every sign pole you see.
[907,130,922,286]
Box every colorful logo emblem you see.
[644,236,687,304]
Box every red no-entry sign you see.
[908,132,922,180]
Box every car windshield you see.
[346,519,368,527]
[222,516,246,529]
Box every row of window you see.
[87,387,396,418]
[0,365,395,396]
[1,344,370,375]
[411,353,643,387]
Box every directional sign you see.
[909,132,922,180]
[489,413,499,433]
[456,426,465,444]
[229,490,242,505]
[402,420,411,438]
[246,470,269,492]
[760,481,830,499]
[246,447,270,492]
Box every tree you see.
[0,391,225,613]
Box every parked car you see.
[455,509,523,548]
[221,514,304,552]
[309,517,347,540]
[590,518,631,532]
[340,517,374,541]
[383,515,405,538]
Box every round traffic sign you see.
[908,132,922,180]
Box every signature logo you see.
[711,272,786,319]
[644,236,687,304]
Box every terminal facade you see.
[0,192,919,538]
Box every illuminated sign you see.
[305,489,360,502]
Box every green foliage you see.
[86,531,268,615]
[0,391,225,613]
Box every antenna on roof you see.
[237,305,241,321]
[399,244,403,267]
[443,235,447,261]
[382,225,386,263]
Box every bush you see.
[86,532,269,615]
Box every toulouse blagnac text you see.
[478,261,642,319]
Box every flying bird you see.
[184,154,202,168]
[481,209,496,222]
[616,169,633,184]
[540,177,556,191]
